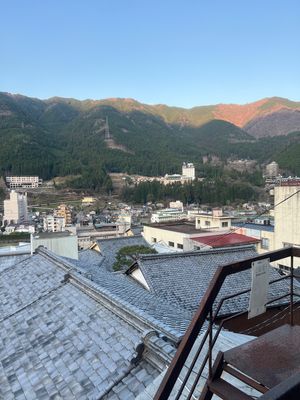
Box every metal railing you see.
[154,246,300,400]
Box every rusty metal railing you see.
[154,246,300,399]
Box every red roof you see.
[192,233,260,248]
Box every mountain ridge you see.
[3,92,300,137]
[1,91,300,182]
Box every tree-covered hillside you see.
[1,92,300,188]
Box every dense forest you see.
[1,93,300,195]
[121,177,259,205]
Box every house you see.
[195,208,232,230]
[233,222,274,253]
[143,221,205,251]
[188,232,260,251]
[0,244,270,400]
[126,247,289,320]
[0,247,192,399]
[96,235,150,271]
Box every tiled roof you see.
[0,253,30,273]
[0,251,165,399]
[41,247,192,340]
[127,247,289,316]
[63,248,104,271]
[97,235,151,271]
[192,233,260,248]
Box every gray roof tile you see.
[98,235,150,271]
[0,251,164,399]
[130,247,290,316]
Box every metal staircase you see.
[154,247,300,400]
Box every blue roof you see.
[233,222,274,232]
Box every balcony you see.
[154,246,300,400]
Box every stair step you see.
[223,364,268,393]
[208,378,253,400]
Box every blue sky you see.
[0,0,299,107]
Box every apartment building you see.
[43,215,66,232]
[3,191,28,224]
[6,176,42,189]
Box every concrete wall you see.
[274,185,300,269]
[143,225,190,250]
[33,235,78,260]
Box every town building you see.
[81,196,97,205]
[182,162,195,180]
[169,200,183,210]
[3,190,28,225]
[143,221,203,251]
[150,208,187,223]
[163,162,196,185]
[265,161,279,178]
[55,203,72,225]
[126,247,288,318]
[32,231,78,259]
[233,222,274,254]
[187,232,260,251]
[5,175,42,189]
[195,208,232,230]
[227,159,257,173]
[43,215,66,232]
[77,222,133,250]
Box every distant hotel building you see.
[182,162,195,180]
[6,176,42,189]
[163,162,196,185]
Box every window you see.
[194,245,200,250]
[222,222,228,228]
[261,237,269,250]
[205,221,210,226]
[168,241,175,247]
[151,237,157,243]
[177,243,183,249]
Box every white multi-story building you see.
[169,200,184,210]
[3,191,28,224]
[182,162,195,180]
[5,176,42,189]
[195,208,232,230]
[43,215,66,232]
[265,161,279,178]
[151,208,187,223]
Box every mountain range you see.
[1,92,300,182]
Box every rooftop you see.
[0,248,183,399]
[33,231,74,239]
[126,247,289,316]
[97,235,150,271]
[145,221,202,234]
[192,233,260,248]
[233,222,275,232]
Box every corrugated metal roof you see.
[192,233,260,248]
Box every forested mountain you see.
[1,92,300,185]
